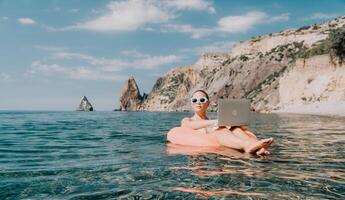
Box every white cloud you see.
[54,0,215,32]
[120,50,181,69]
[163,11,290,38]
[64,0,172,31]
[218,12,289,32]
[28,48,181,81]
[302,13,339,21]
[44,26,61,32]
[48,51,128,71]
[34,45,69,52]
[267,13,289,23]
[121,50,150,58]
[29,60,126,81]
[0,73,11,81]
[164,0,215,13]
[91,8,102,14]
[217,11,267,33]
[71,68,126,81]
[30,61,68,74]
[133,55,180,69]
[52,52,94,61]
[68,8,80,13]
[17,18,36,25]
[181,41,236,55]
[161,24,213,39]
[51,50,180,70]
[1,16,8,21]
[49,51,181,71]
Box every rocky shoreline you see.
[273,101,345,117]
[115,16,345,116]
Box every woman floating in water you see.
[167,90,273,156]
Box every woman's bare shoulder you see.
[181,117,192,126]
[181,117,192,122]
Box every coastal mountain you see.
[77,96,94,111]
[118,16,345,113]
[117,76,147,111]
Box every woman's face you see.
[191,91,209,113]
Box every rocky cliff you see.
[118,16,345,113]
[277,54,345,110]
[117,76,147,111]
[77,96,94,111]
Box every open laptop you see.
[217,99,250,126]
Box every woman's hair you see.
[192,89,209,100]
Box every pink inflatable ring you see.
[167,127,220,147]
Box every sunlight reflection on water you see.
[0,111,344,199]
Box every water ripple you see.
[0,111,345,199]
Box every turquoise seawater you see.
[1,111,345,199]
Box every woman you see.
[167,90,273,155]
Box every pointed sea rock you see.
[117,76,143,111]
[77,96,94,111]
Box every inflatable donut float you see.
[167,127,221,147]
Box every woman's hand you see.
[211,119,218,127]
[181,118,219,130]
[204,119,218,128]
[205,119,219,133]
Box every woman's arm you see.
[181,117,217,130]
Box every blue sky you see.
[0,0,344,110]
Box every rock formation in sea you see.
[118,16,345,113]
[76,96,94,111]
[117,76,147,111]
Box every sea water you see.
[0,111,345,199]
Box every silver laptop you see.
[217,99,250,126]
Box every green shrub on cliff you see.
[329,28,345,64]
[239,55,249,61]
[300,28,345,63]
[301,39,330,58]
[296,25,310,32]
[312,24,321,30]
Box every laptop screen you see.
[217,99,250,126]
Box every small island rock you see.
[117,76,144,111]
[77,96,94,111]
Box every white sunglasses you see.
[191,97,209,104]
